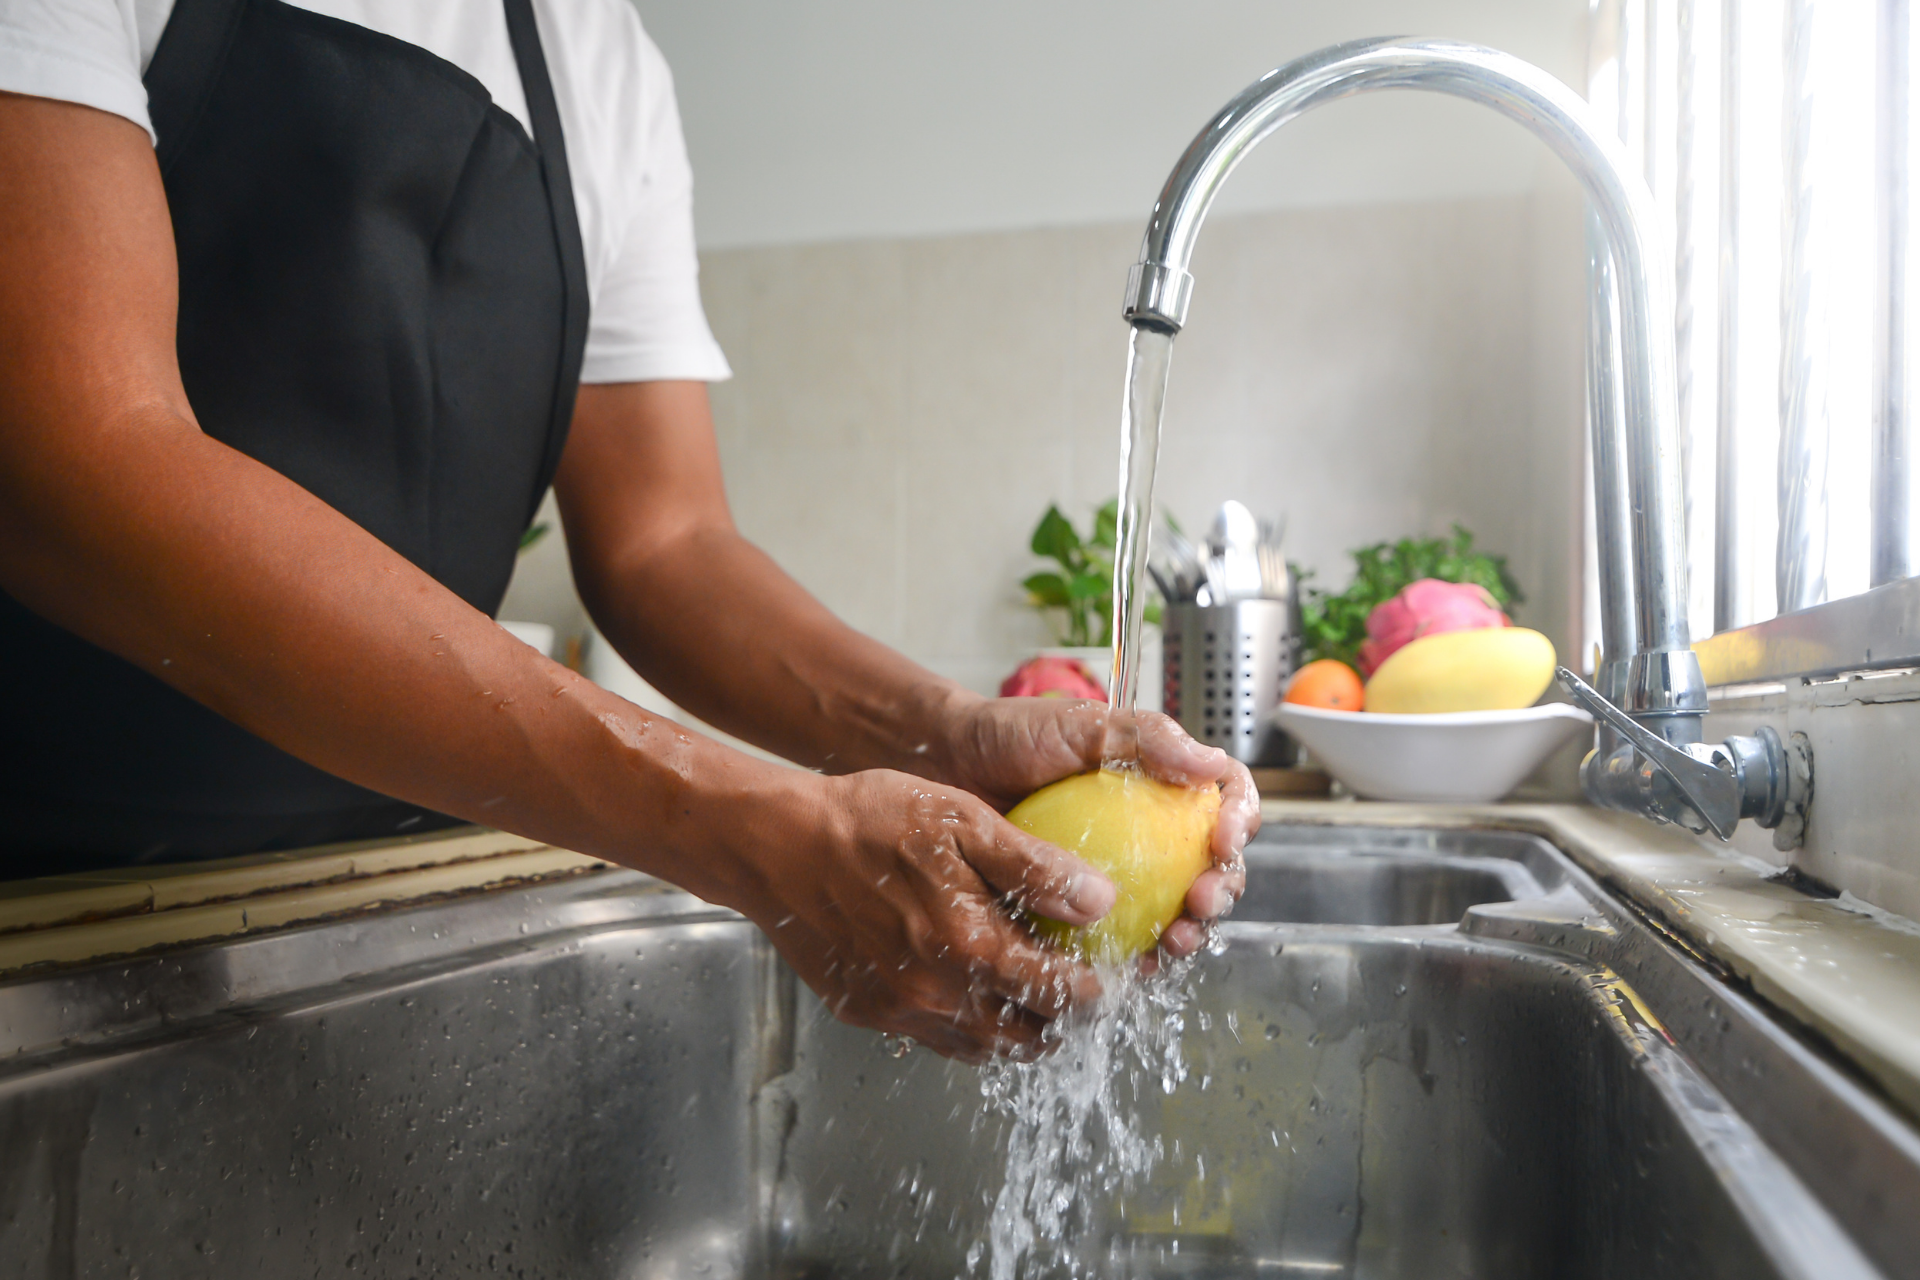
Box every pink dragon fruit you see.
[1356,579,1509,677]
[999,656,1107,700]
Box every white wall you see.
[636,0,1590,247]
[691,194,1585,700]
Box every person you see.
[0,0,1257,1061]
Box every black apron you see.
[0,0,589,873]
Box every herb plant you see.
[1299,524,1522,668]
[1022,501,1161,647]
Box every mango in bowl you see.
[1008,769,1220,963]
[1363,626,1556,714]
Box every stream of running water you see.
[1104,326,1176,727]
[972,323,1193,1280]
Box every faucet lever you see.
[1555,666,1741,838]
[1554,667,1810,844]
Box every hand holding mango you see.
[1008,769,1223,963]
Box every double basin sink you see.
[2,822,1917,1278]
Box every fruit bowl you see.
[1273,702,1594,803]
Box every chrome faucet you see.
[1124,37,1810,844]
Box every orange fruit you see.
[1285,659,1365,711]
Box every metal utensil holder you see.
[1163,599,1299,766]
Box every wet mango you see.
[1010,769,1220,963]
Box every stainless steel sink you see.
[1232,827,1558,925]
[1,824,1917,1279]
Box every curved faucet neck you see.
[1123,36,1703,728]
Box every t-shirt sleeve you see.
[577,17,730,385]
[0,0,158,141]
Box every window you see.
[1587,0,1902,641]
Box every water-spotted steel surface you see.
[0,825,1913,1278]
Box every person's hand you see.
[935,695,1260,958]
[724,767,1116,1063]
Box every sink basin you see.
[781,935,1769,1278]
[1234,826,1557,925]
[0,824,1912,1279]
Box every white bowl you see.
[1273,702,1595,804]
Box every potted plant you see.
[1011,501,1162,702]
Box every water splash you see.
[972,955,1197,1280]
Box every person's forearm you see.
[0,409,796,884]
[553,382,989,784]
[577,520,987,781]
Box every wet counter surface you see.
[0,807,1917,1278]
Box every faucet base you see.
[1624,649,1711,743]
[1559,667,1815,842]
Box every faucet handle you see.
[1554,666,1743,839]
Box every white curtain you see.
[1586,0,1897,643]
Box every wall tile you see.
[895,229,1079,675]
[1063,222,1149,513]
[716,240,910,642]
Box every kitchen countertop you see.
[0,827,610,974]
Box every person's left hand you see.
[934,694,1260,959]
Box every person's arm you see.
[0,92,1116,1060]
[557,383,1258,960]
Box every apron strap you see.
[144,0,247,174]
[502,0,591,516]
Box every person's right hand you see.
[723,767,1115,1063]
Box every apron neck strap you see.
[501,0,591,515]
[144,0,247,174]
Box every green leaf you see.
[1068,572,1109,601]
[1297,523,1523,666]
[1091,500,1119,550]
[518,522,551,554]
[1022,572,1072,608]
[1020,499,1149,645]
[1030,505,1081,565]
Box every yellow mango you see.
[1008,769,1220,963]
[1363,626,1556,714]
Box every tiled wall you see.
[502,184,1588,701]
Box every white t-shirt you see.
[0,0,732,385]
